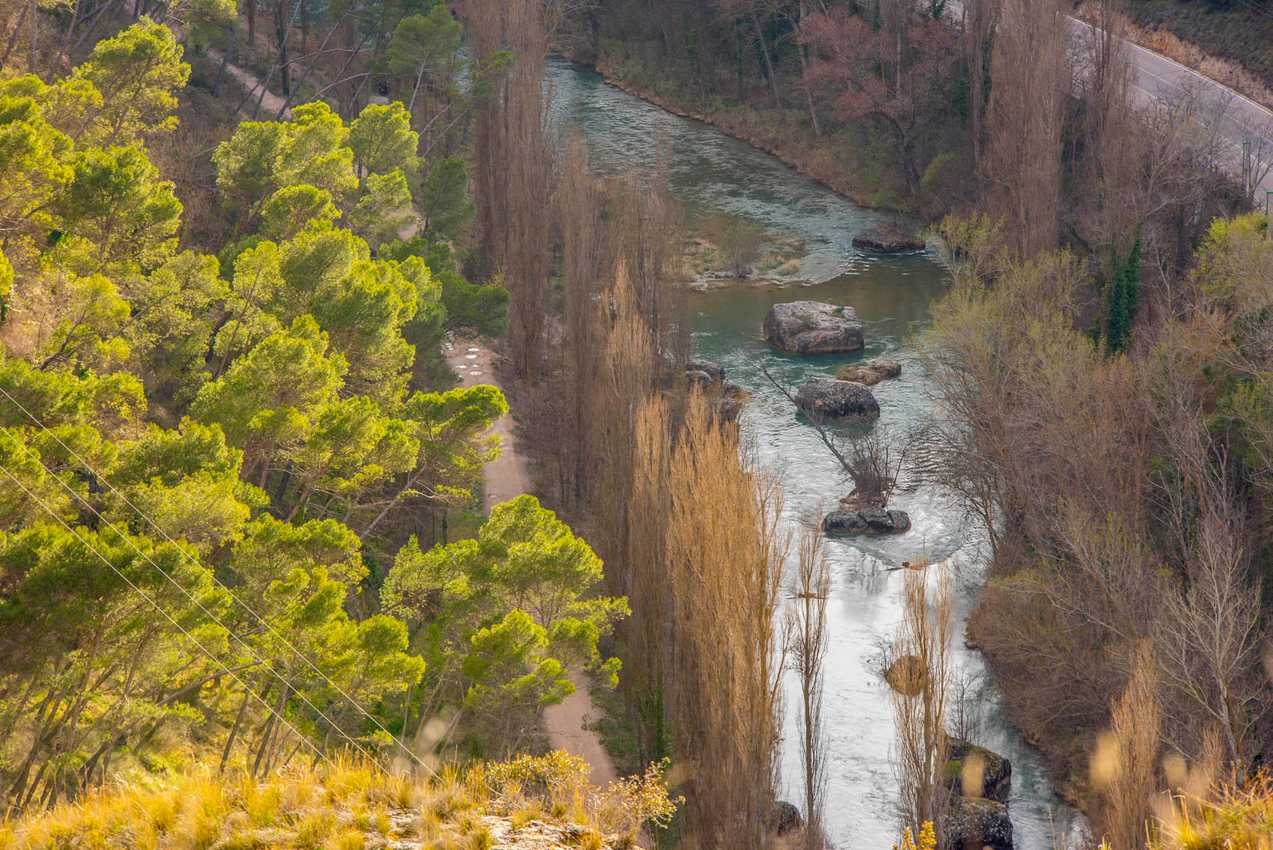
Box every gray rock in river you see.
[712,382,747,422]
[837,358,902,386]
[794,377,879,419]
[947,738,1013,804]
[852,222,925,254]
[686,369,714,388]
[822,507,911,537]
[763,301,865,354]
[942,796,1014,850]
[687,359,726,382]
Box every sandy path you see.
[206,50,291,118]
[443,336,618,787]
[202,44,624,795]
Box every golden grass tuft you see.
[1155,772,1273,850]
[0,753,675,850]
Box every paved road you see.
[949,1,1273,198]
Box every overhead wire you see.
[0,384,433,774]
[0,459,330,771]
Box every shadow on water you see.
[547,57,1085,850]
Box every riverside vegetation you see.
[0,0,1271,849]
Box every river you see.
[546,58,1084,850]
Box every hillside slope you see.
[0,755,674,850]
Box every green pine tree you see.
[1106,238,1141,354]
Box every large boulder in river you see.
[795,377,879,419]
[837,358,902,386]
[764,301,865,354]
[947,739,1013,804]
[852,222,925,254]
[942,796,1014,850]
[823,507,911,537]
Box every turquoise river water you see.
[546,58,1085,850]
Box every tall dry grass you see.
[663,391,788,848]
[0,753,678,850]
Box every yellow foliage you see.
[892,821,937,850]
[484,752,677,841]
[0,753,675,850]
[1154,773,1272,850]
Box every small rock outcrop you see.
[836,359,902,386]
[822,506,911,537]
[687,359,726,382]
[713,382,748,421]
[763,301,865,354]
[942,796,1014,850]
[685,361,746,421]
[852,222,926,254]
[947,739,1013,804]
[686,369,714,388]
[794,377,879,419]
[768,800,803,836]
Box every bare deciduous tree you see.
[961,0,998,168]
[1154,415,1267,768]
[466,0,552,379]
[984,0,1067,257]
[787,519,831,850]
[665,391,789,848]
[760,364,907,509]
[888,565,953,835]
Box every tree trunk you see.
[27,0,36,72]
[795,5,821,136]
[211,24,234,96]
[220,690,251,773]
[748,9,782,110]
[275,0,291,96]
[299,0,308,58]
[63,0,80,52]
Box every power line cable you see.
[0,460,330,773]
[3,440,383,769]
[0,385,431,773]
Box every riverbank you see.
[562,50,939,218]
